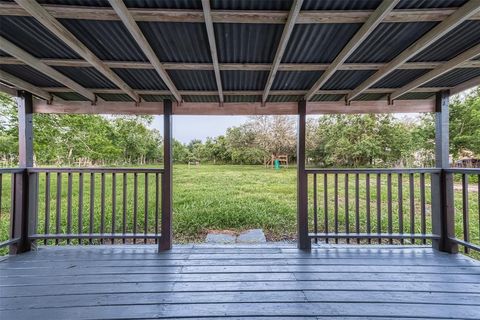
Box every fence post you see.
[432,90,458,253]
[159,100,173,251]
[10,91,34,254]
[297,100,310,250]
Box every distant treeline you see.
[1,89,479,167]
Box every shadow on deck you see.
[1,244,480,319]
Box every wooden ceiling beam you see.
[40,87,448,96]
[108,0,181,102]
[33,99,435,115]
[14,0,140,102]
[391,44,480,100]
[201,0,223,103]
[2,57,479,71]
[262,0,303,104]
[0,70,51,100]
[347,0,480,102]
[305,0,399,101]
[0,36,96,101]
[2,3,480,23]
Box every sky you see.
[151,115,250,143]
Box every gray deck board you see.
[1,245,479,319]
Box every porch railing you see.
[445,168,480,253]
[0,168,165,251]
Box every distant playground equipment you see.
[265,154,289,169]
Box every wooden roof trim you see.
[34,99,435,115]
[14,0,140,102]
[2,3,480,23]
[347,0,480,102]
[262,0,303,104]
[108,0,181,102]
[0,69,51,100]
[201,0,223,103]
[2,57,479,71]
[305,0,399,101]
[0,36,96,101]
[391,44,480,100]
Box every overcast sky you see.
[151,115,250,143]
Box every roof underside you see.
[0,0,479,113]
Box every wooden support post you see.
[10,91,33,254]
[297,100,310,250]
[432,90,458,253]
[159,100,173,251]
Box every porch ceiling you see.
[0,0,480,114]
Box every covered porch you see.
[1,0,480,318]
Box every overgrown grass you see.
[0,165,478,256]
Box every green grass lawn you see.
[0,165,479,251]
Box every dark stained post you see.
[10,91,33,254]
[432,90,458,253]
[159,100,173,251]
[297,100,310,250]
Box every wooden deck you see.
[1,245,480,319]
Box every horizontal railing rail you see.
[0,168,25,250]
[28,167,165,245]
[306,168,441,244]
[445,168,480,253]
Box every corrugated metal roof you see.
[310,94,344,102]
[396,92,436,100]
[221,71,268,90]
[410,21,480,62]
[140,94,173,102]
[396,0,467,9]
[167,70,217,91]
[112,68,167,90]
[96,93,133,102]
[225,95,260,103]
[354,93,388,101]
[54,66,116,88]
[321,70,376,90]
[0,64,62,87]
[267,95,302,102]
[35,0,202,8]
[183,95,219,102]
[372,69,431,88]
[212,0,292,10]
[283,24,361,63]
[0,16,80,59]
[139,22,211,63]
[59,19,147,61]
[422,68,480,87]
[215,23,283,63]
[303,0,381,10]
[347,22,438,63]
[52,92,89,101]
[272,71,320,90]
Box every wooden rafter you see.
[305,0,399,101]
[201,0,223,103]
[34,99,435,115]
[14,0,140,102]
[2,2,480,24]
[0,36,96,101]
[347,0,480,102]
[262,0,303,104]
[2,57,479,72]
[450,75,480,95]
[0,70,50,100]
[108,0,181,102]
[390,44,480,100]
